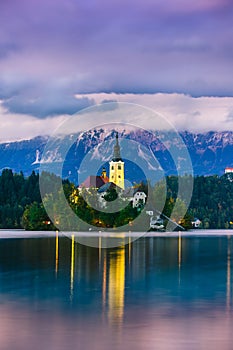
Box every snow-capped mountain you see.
[0,136,49,175]
[1,130,233,183]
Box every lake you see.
[0,230,233,350]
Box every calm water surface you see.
[0,231,233,350]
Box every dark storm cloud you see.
[1,0,233,118]
[3,91,95,118]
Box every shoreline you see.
[1,229,233,239]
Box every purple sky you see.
[0,0,233,139]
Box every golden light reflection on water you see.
[2,235,233,349]
[53,234,232,337]
[55,230,59,276]
[108,246,125,327]
[102,251,107,311]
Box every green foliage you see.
[103,188,118,202]
[161,174,233,229]
[179,212,193,230]
[70,189,139,229]
[1,168,233,231]
[0,170,41,229]
[22,202,55,230]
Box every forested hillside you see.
[0,169,41,228]
[1,169,233,230]
[166,174,233,229]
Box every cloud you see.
[0,77,95,117]
[1,92,233,142]
[0,0,233,141]
[3,92,94,118]
[0,0,233,98]
[0,102,70,142]
[75,92,233,133]
[226,110,233,122]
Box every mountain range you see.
[1,130,233,184]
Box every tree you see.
[103,188,118,202]
[22,202,54,230]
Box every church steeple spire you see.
[112,132,122,161]
[109,131,125,189]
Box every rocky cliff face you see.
[1,130,233,182]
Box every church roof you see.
[79,175,108,189]
[98,182,121,193]
[112,132,123,162]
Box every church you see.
[79,132,125,191]
[78,132,146,208]
[109,132,124,189]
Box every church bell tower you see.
[109,132,125,189]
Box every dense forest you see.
[1,169,233,230]
[0,169,41,229]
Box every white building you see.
[191,218,202,228]
[225,167,233,174]
[132,191,147,208]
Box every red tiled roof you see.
[79,175,109,188]
[102,176,109,183]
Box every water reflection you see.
[0,234,233,349]
[102,250,107,312]
[108,247,125,327]
[99,236,102,264]
[55,230,59,276]
[128,236,131,265]
[178,231,182,268]
[226,236,231,312]
[70,234,75,300]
